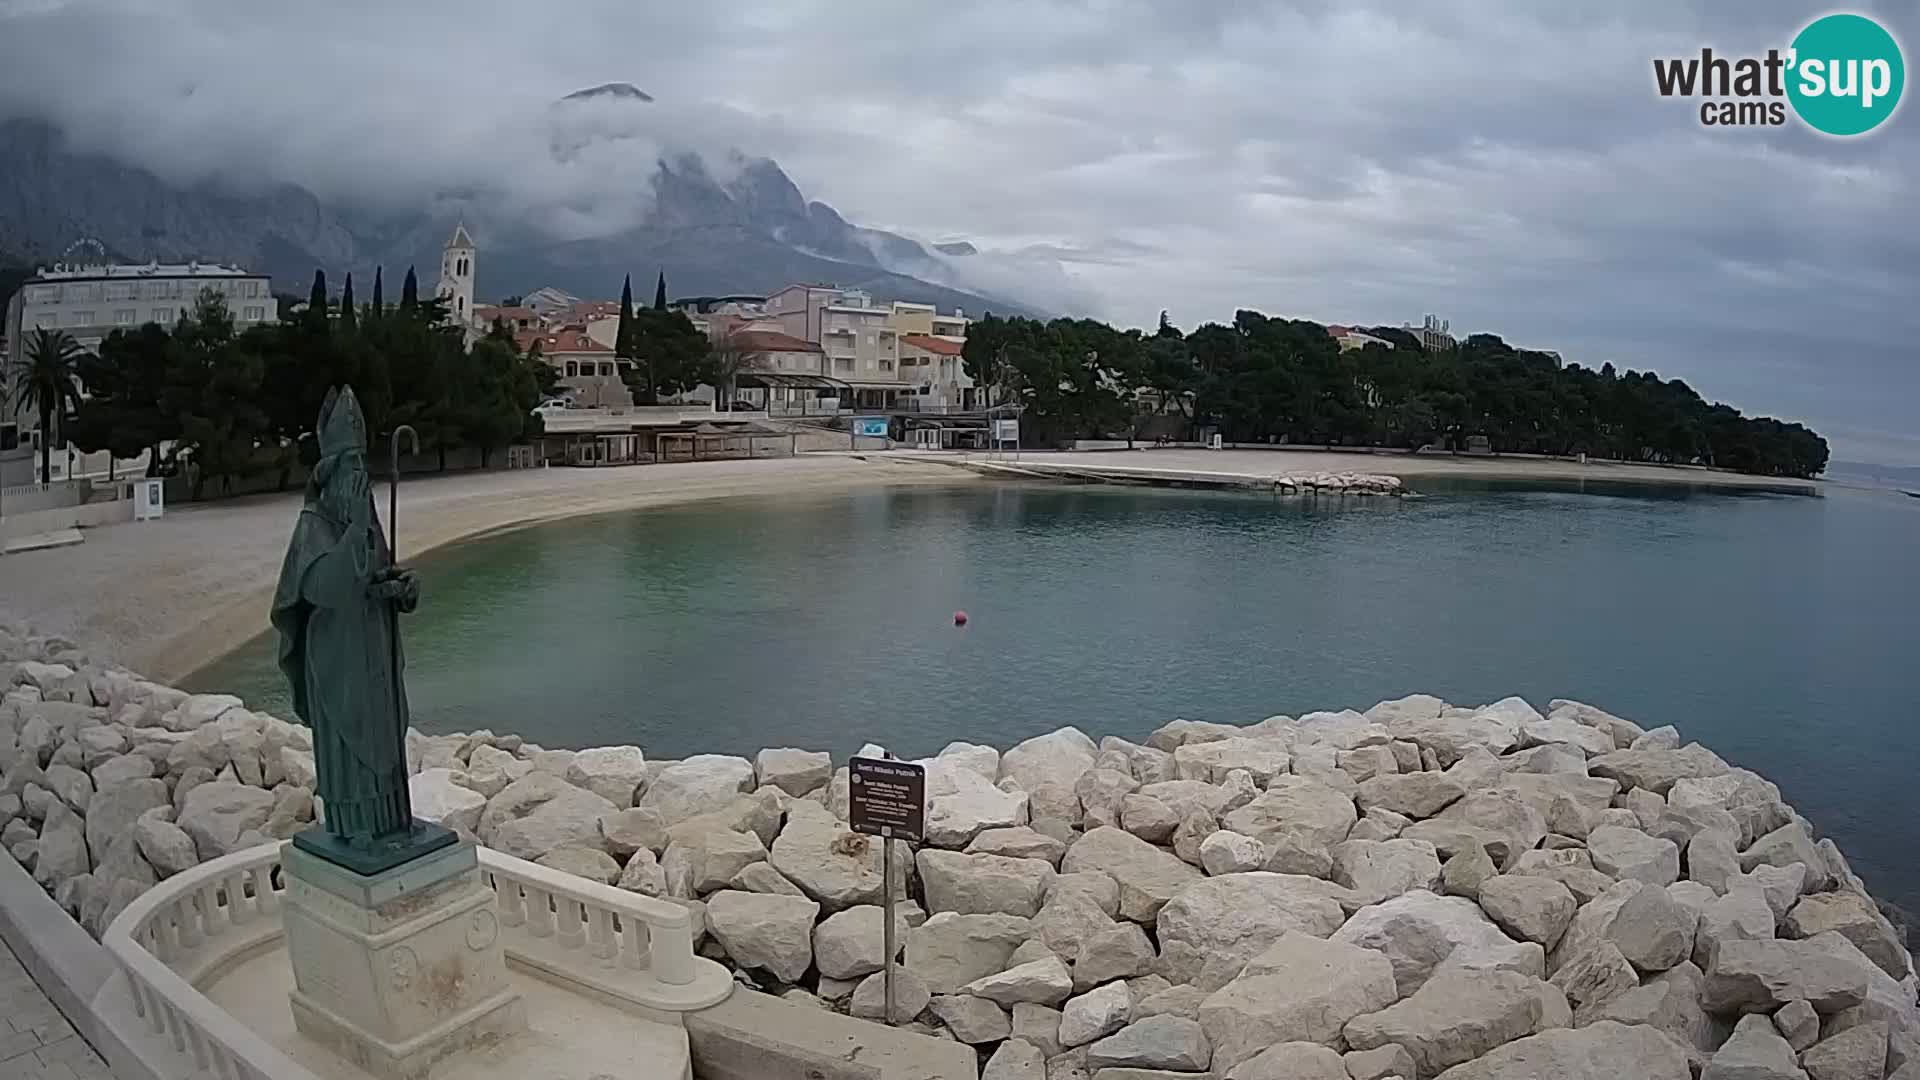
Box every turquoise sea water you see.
[191,480,1920,912]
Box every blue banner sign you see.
[854,417,890,438]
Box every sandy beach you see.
[992,447,1822,493]
[0,454,975,683]
[0,446,1814,684]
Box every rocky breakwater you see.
[3,611,1917,1080]
[1270,472,1405,496]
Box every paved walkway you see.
[0,938,109,1080]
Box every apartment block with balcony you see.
[2,260,275,470]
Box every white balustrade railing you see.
[101,840,731,1079]
[477,848,732,1012]
[101,843,319,1080]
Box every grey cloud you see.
[0,0,1914,461]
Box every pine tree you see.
[653,271,667,311]
[306,270,328,330]
[371,266,385,317]
[339,273,357,333]
[616,275,635,360]
[401,267,419,313]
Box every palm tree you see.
[14,328,86,483]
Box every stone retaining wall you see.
[3,608,1916,1080]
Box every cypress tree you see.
[652,271,667,311]
[307,269,328,329]
[401,267,419,313]
[616,275,635,360]
[370,266,385,317]
[339,273,357,332]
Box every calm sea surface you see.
[191,480,1920,911]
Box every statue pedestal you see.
[283,839,526,1080]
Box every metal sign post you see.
[848,755,926,1026]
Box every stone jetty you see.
[2,610,1915,1080]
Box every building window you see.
[245,281,260,298]
[28,285,57,303]
[153,309,174,324]
[0,423,16,451]
[242,305,266,321]
[32,315,54,329]
[115,309,136,325]
[69,311,94,327]
[565,362,578,377]
[834,358,853,372]
[880,359,893,372]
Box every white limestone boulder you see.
[1157,872,1349,987]
[753,748,832,797]
[1332,838,1443,904]
[907,911,1034,993]
[1476,875,1577,949]
[1343,967,1564,1079]
[813,904,910,980]
[918,849,1056,918]
[967,826,1068,866]
[924,762,1031,849]
[132,811,198,878]
[961,955,1075,1007]
[408,768,487,835]
[1785,891,1911,981]
[1197,930,1397,1071]
[479,774,617,861]
[1332,890,1538,994]
[1000,727,1098,822]
[1354,773,1468,820]
[564,746,648,807]
[1172,738,1290,786]
[1085,1015,1212,1073]
[1222,777,1357,852]
[1198,831,1266,876]
[1058,981,1132,1048]
[175,780,275,861]
[704,889,819,983]
[1072,922,1157,991]
[535,847,620,885]
[1700,938,1869,1014]
[639,754,756,822]
[661,827,768,895]
[83,777,168,866]
[929,994,1011,1043]
[1585,825,1680,886]
[1061,827,1203,924]
[1433,1019,1692,1080]
[768,801,898,912]
[1401,790,1548,869]
[1700,1012,1807,1080]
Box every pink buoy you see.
[953,611,969,626]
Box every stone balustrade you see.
[99,840,732,1079]
[479,847,734,1015]
[102,843,314,1080]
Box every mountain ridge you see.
[0,115,1030,317]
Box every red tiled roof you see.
[519,328,610,354]
[901,333,963,356]
[728,329,822,353]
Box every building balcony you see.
[98,842,732,1080]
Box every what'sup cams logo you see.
[1654,12,1905,136]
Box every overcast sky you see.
[1,0,1915,464]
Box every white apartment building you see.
[2,261,275,466]
[1405,314,1456,352]
[5,261,274,360]
[764,284,973,410]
